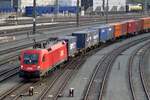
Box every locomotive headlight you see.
[37,66,40,70]
[20,65,23,69]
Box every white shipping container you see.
[58,0,81,6]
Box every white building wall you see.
[20,0,55,12]
[20,0,81,9]
[93,0,102,11]
[58,0,81,6]
[93,0,126,11]
[58,0,72,6]
[20,0,55,8]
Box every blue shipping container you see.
[26,6,78,16]
[94,25,112,43]
[93,25,108,43]
[25,6,55,16]
[72,30,93,49]
[107,25,115,40]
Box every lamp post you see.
[33,0,36,34]
[106,0,109,23]
[76,0,79,27]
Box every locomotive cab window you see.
[24,53,39,64]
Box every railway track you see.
[14,44,107,100]
[0,14,147,59]
[0,13,147,37]
[0,41,111,100]
[0,81,36,100]
[37,55,84,100]
[0,13,147,57]
[0,33,149,100]
[0,66,18,82]
[82,35,150,100]
[0,39,45,56]
[139,44,150,99]
[1,56,85,100]
[0,54,19,82]
[128,41,150,100]
[2,13,143,26]
[0,34,150,100]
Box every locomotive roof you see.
[58,35,76,39]
[33,38,63,49]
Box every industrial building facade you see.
[0,0,80,11]
[0,0,147,13]
[0,0,55,9]
[81,0,127,11]
[0,0,13,8]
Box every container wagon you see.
[57,36,77,57]
[121,22,128,36]
[72,30,95,51]
[126,20,137,35]
[135,19,143,34]
[109,22,123,39]
[93,25,109,43]
[140,17,150,32]
[84,29,99,47]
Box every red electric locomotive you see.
[19,39,68,79]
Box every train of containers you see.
[19,17,150,79]
[25,6,78,16]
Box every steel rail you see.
[0,67,18,82]
[82,35,150,100]
[128,41,150,100]
[38,42,107,100]
[139,44,150,99]
[0,14,146,37]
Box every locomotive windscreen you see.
[24,53,39,64]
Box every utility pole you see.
[102,0,105,16]
[76,0,79,27]
[33,0,36,34]
[55,0,59,17]
[144,0,147,14]
[106,0,109,23]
